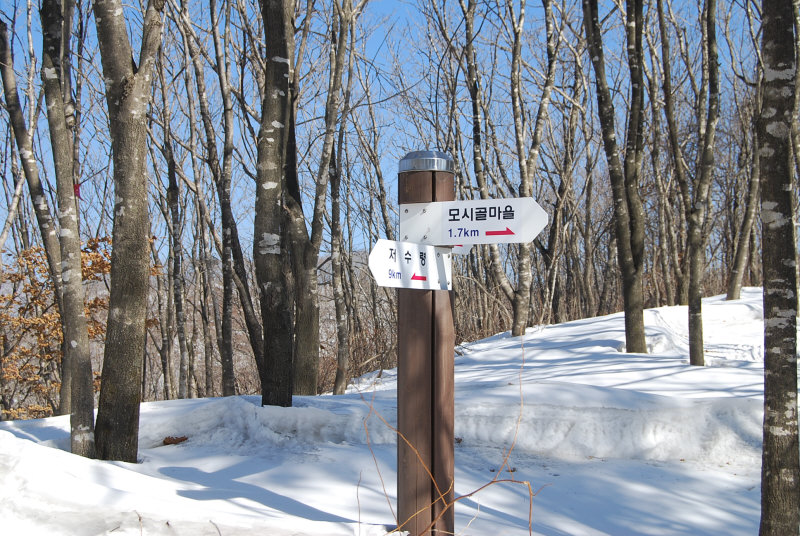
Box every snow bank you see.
[457,383,762,464]
[135,393,401,456]
[133,377,763,466]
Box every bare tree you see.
[725,0,762,302]
[149,43,192,399]
[287,0,360,395]
[40,0,95,456]
[172,0,260,397]
[0,7,94,456]
[534,55,583,325]
[506,0,560,335]
[255,0,297,406]
[92,0,164,462]
[686,0,720,366]
[654,0,691,305]
[150,235,175,400]
[653,0,720,366]
[332,15,357,395]
[757,1,799,533]
[582,0,647,353]
[457,0,515,313]
[727,95,761,301]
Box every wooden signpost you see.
[368,150,547,535]
[396,150,455,535]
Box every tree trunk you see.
[332,20,357,395]
[40,0,95,457]
[156,48,190,399]
[152,249,174,400]
[727,120,760,301]
[646,52,674,307]
[92,0,164,462]
[656,0,691,306]
[758,2,799,534]
[580,113,600,317]
[288,0,354,396]
[197,216,216,398]
[583,0,647,353]
[175,0,257,396]
[255,0,297,407]
[507,0,559,335]
[291,260,320,395]
[657,1,720,364]
[508,0,532,336]
[167,153,190,398]
[458,0,515,309]
[686,0,720,367]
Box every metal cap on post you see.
[399,150,455,174]
[397,149,455,536]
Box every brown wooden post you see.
[397,151,455,535]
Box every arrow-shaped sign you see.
[399,197,548,246]
[368,239,452,290]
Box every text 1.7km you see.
[448,227,479,238]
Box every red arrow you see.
[485,227,515,236]
[411,273,427,281]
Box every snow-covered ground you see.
[0,288,773,535]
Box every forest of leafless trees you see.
[0,0,797,487]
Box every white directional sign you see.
[368,239,452,290]
[399,197,548,246]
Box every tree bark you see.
[40,0,95,457]
[92,0,164,462]
[457,0,516,308]
[332,19,357,395]
[758,2,799,534]
[727,114,760,301]
[288,0,355,395]
[256,0,297,407]
[508,0,559,335]
[582,0,647,353]
[686,0,720,367]
[656,0,691,305]
[155,47,190,399]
